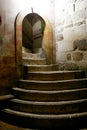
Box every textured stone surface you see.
[67,53,72,61]
[58,62,79,70]
[73,39,87,50]
[83,51,87,60]
[78,62,87,69]
[72,51,83,61]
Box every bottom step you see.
[1,109,87,129]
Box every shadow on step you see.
[0,110,87,130]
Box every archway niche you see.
[15,8,55,78]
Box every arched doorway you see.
[15,8,55,78]
[22,13,45,58]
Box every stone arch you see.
[15,8,55,77]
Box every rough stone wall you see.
[55,0,87,72]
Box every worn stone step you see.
[23,57,46,65]
[12,87,87,102]
[2,109,87,128]
[23,64,58,72]
[24,70,85,81]
[22,52,40,59]
[18,78,87,91]
[10,98,87,114]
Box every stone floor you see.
[0,120,87,130]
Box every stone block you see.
[58,62,79,70]
[73,39,87,50]
[63,62,79,70]
[72,51,83,61]
[77,61,87,71]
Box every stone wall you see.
[55,0,87,72]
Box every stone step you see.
[12,87,87,102]
[23,64,58,72]
[18,78,87,91]
[22,57,46,65]
[10,98,87,114]
[2,109,87,128]
[24,70,85,81]
[22,52,40,59]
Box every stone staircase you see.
[1,52,87,129]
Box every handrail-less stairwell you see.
[1,52,87,129]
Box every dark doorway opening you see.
[22,13,45,56]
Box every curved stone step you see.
[12,87,87,102]
[10,98,87,114]
[23,57,46,65]
[25,70,85,81]
[18,78,87,91]
[22,52,40,59]
[3,108,87,120]
[2,109,87,128]
[23,64,58,72]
